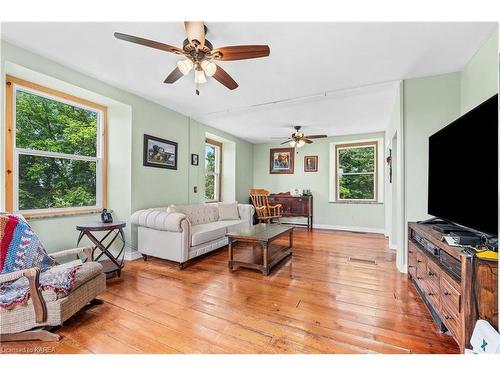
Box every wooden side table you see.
[76,221,126,278]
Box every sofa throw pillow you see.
[218,202,240,220]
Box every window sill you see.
[22,208,103,220]
[329,201,383,205]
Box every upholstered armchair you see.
[249,189,282,224]
[0,247,106,342]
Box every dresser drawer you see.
[441,275,461,317]
[426,261,441,291]
[408,242,418,278]
[441,301,463,343]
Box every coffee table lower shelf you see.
[227,224,294,276]
[229,245,292,275]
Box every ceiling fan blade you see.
[270,137,287,139]
[212,45,270,61]
[184,21,205,48]
[306,135,328,139]
[164,67,183,84]
[302,138,313,144]
[280,140,292,145]
[212,64,238,90]
[114,32,183,54]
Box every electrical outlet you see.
[194,186,197,193]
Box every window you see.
[335,141,377,201]
[204,138,222,202]
[5,76,107,217]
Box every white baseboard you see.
[313,224,385,234]
[389,242,397,250]
[124,249,142,261]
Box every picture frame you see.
[191,153,199,166]
[143,134,178,170]
[269,147,295,174]
[304,155,318,172]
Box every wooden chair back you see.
[249,189,271,219]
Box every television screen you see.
[428,94,498,236]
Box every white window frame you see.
[9,81,105,216]
[329,138,384,203]
[204,139,222,202]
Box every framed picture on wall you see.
[191,153,199,166]
[269,147,295,174]
[304,155,318,172]
[143,134,178,170]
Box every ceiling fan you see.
[273,126,327,148]
[114,22,270,95]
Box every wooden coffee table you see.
[226,224,293,276]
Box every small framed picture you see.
[143,134,178,170]
[270,147,295,174]
[191,153,199,166]
[304,155,318,172]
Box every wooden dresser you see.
[408,223,498,352]
[268,193,313,230]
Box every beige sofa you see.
[130,203,254,268]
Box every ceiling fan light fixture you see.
[289,140,297,148]
[194,69,207,84]
[297,140,306,148]
[177,59,193,75]
[201,60,217,77]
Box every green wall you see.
[253,132,386,232]
[461,30,498,114]
[0,41,254,255]
[403,28,498,224]
[403,72,462,222]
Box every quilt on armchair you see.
[0,213,80,309]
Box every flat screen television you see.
[428,94,498,237]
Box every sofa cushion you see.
[191,220,246,246]
[168,204,219,226]
[191,222,227,246]
[218,202,240,220]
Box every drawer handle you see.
[417,260,422,263]
[443,291,450,296]
[428,271,435,276]
[444,315,453,320]
[408,265,414,268]
[428,292,434,296]
[417,277,422,280]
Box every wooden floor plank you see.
[1,228,459,354]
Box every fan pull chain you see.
[196,82,200,96]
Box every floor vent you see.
[348,257,377,265]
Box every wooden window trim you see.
[335,141,378,203]
[205,138,222,202]
[4,75,108,217]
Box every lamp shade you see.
[177,59,193,75]
[201,60,217,77]
[194,69,207,84]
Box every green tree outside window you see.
[337,143,377,201]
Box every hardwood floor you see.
[1,229,459,354]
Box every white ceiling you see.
[1,22,496,143]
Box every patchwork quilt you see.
[0,213,80,309]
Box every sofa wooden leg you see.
[178,262,185,270]
[0,328,60,342]
[89,298,104,305]
[142,254,148,261]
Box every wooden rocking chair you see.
[249,189,282,224]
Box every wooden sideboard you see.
[408,223,498,352]
[268,193,313,230]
